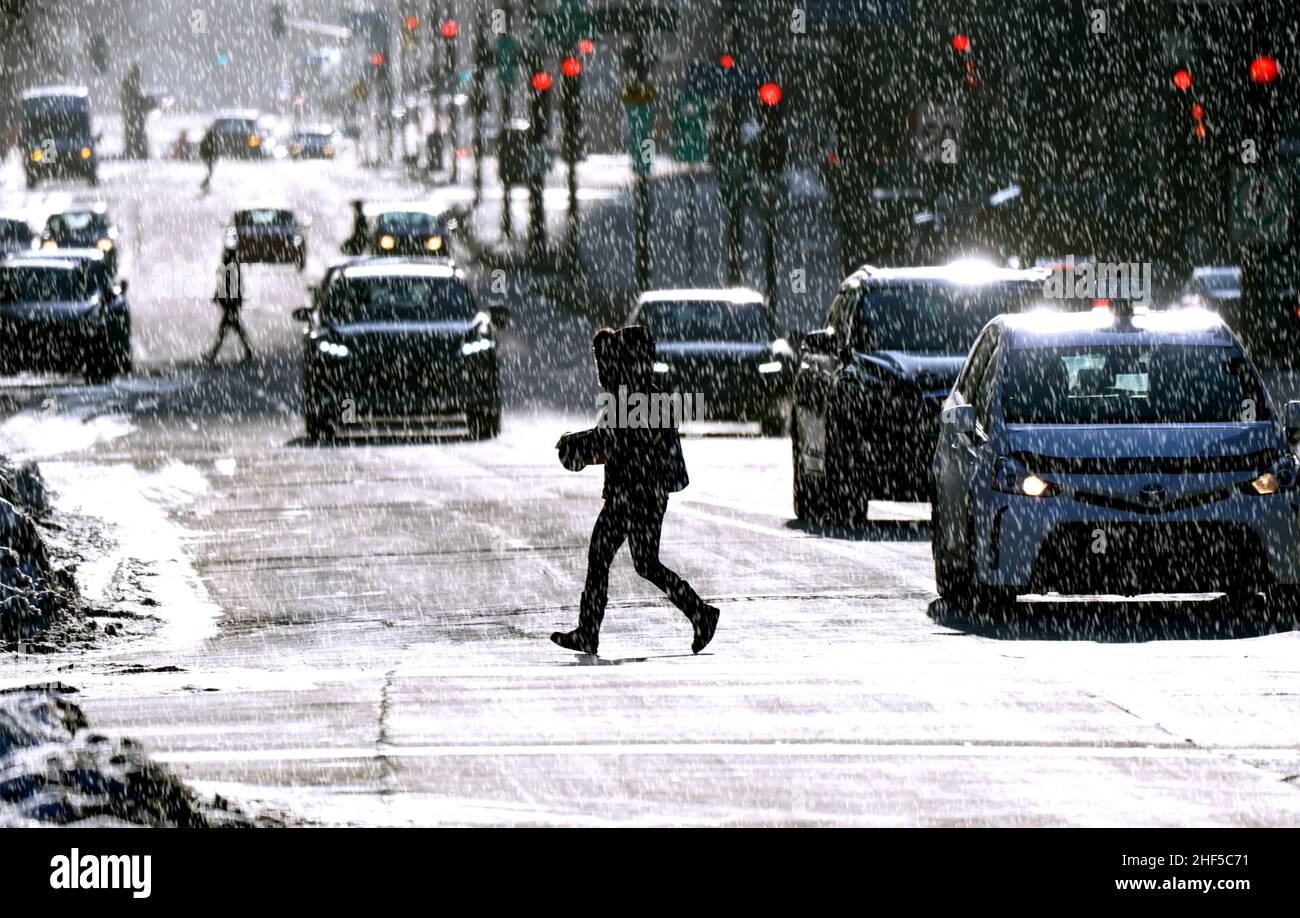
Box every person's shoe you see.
[550,629,597,655]
[691,604,719,654]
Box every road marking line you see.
[154,740,1248,765]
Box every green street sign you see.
[672,91,709,164]
[542,0,596,47]
[627,101,655,176]
[496,35,518,86]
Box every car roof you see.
[998,307,1237,349]
[215,109,258,120]
[637,287,766,306]
[52,202,109,216]
[842,261,1052,289]
[1,255,84,271]
[10,247,106,263]
[235,207,294,215]
[22,85,89,100]
[341,261,461,281]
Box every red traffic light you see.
[758,82,782,106]
[578,38,596,55]
[1172,68,1193,90]
[405,14,419,31]
[719,53,735,69]
[370,52,385,67]
[532,70,553,91]
[562,57,582,78]
[440,20,459,38]
[1250,54,1280,84]
[952,33,971,53]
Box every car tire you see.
[304,406,334,442]
[84,352,115,385]
[25,173,36,190]
[791,417,822,521]
[933,502,973,600]
[760,407,787,438]
[824,414,867,526]
[467,404,502,440]
[1264,584,1300,617]
[296,250,306,273]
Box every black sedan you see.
[792,263,1050,524]
[289,126,338,160]
[0,250,131,384]
[225,208,307,271]
[0,216,35,257]
[40,205,119,276]
[369,208,453,259]
[294,261,506,440]
[629,288,795,435]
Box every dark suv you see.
[791,263,1050,523]
[294,260,506,440]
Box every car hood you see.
[0,299,95,321]
[1006,422,1283,498]
[236,225,297,236]
[328,319,478,339]
[871,350,966,388]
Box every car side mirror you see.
[292,307,311,323]
[940,404,976,435]
[115,279,128,295]
[802,329,834,355]
[1285,400,1300,437]
[489,305,509,329]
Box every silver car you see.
[932,306,1300,609]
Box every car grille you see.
[1070,485,1234,515]
[1030,521,1270,592]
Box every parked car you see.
[224,208,307,271]
[0,249,131,383]
[289,125,338,159]
[40,203,119,276]
[932,304,1300,609]
[628,288,795,435]
[22,85,99,188]
[792,262,1051,523]
[0,215,35,257]
[293,260,506,440]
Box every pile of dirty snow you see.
[0,685,255,827]
[0,456,91,648]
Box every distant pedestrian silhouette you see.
[199,128,216,193]
[206,249,251,365]
[553,325,720,655]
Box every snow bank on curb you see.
[0,685,254,827]
[0,457,86,645]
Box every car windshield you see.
[1003,344,1269,424]
[216,120,255,133]
[859,283,1038,352]
[237,210,293,226]
[49,212,104,235]
[376,212,442,233]
[24,110,91,138]
[637,301,772,343]
[326,275,476,324]
[0,266,94,303]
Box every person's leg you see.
[627,494,720,653]
[232,313,252,360]
[553,499,627,653]
[207,313,231,362]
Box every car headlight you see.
[96,237,114,252]
[993,456,1059,497]
[758,360,784,374]
[379,234,396,251]
[31,148,43,162]
[291,143,304,155]
[317,340,350,358]
[81,146,92,160]
[652,361,671,374]
[425,235,443,252]
[461,338,494,356]
[1250,454,1299,494]
[323,145,334,156]
[292,235,304,247]
[771,338,795,358]
[248,134,261,148]
[223,227,238,249]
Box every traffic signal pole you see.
[722,0,743,286]
[525,0,548,269]
[500,2,515,240]
[472,4,488,205]
[561,58,583,275]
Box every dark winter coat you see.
[559,325,689,501]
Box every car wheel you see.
[25,173,36,190]
[791,417,822,521]
[304,405,333,442]
[84,352,115,385]
[932,501,973,600]
[296,251,306,273]
[1264,584,1300,617]
[824,414,867,526]
[760,406,787,438]
[467,404,502,440]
